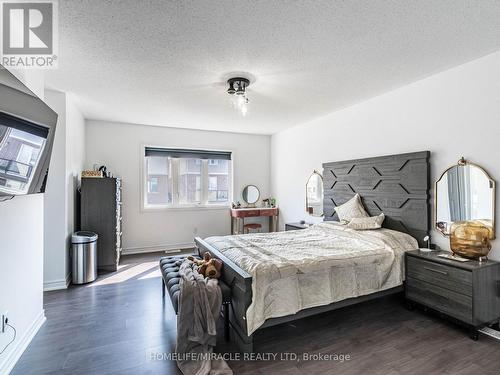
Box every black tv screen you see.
[0,67,57,199]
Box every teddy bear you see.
[187,252,223,279]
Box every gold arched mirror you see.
[435,157,496,239]
[306,170,324,217]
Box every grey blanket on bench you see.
[176,260,232,375]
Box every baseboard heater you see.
[479,327,500,340]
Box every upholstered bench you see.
[159,255,232,340]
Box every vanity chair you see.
[243,223,262,233]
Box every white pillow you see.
[334,194,369,222]
[347,213,385,230]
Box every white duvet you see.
[204,221,418,335]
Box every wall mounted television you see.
[0,66,58,200]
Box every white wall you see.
[43,91,86,290]
[0,70,46,374]
[43,91,68,289]
[65,95,86,262]
[271,51,500,260]
[85,120,270,253]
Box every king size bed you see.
[194,151,430,352]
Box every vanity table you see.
[230,207,279,234]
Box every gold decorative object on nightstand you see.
[450,220,492,259]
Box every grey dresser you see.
[405,250,500,340]
[81,177,122,272]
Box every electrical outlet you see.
[1,311,7,333]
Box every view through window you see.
[144,148,231,208]
[0,126,46,194]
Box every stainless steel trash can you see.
[71,231,98,284]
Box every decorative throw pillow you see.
[334,193,369,222]
[347,213,385,230]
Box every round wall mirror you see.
[306,170,324,216]
[242,185,260,205]
[435,158,495,239]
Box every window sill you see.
[142,205,230,213]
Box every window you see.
[143,147,232,209]
[0,127,46,194]
[178,158,201,204]
[208,159,229,203]
[145,156,171,205]
[148,177,159,193]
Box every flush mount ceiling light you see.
[227,77,250,116]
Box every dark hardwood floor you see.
[12,252,500,375]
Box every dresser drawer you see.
[243,210,260,217]
[407,256,472,296]
[231,209,260,218]
[406,278,472,324]
[259,209,276,217]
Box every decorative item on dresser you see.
[285,222,311,231]
[230,207,279,234]
[81,177,122,271]
[81,170,103,178]
[405,250,500,340]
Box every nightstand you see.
[285,222,311,231]
[405,250,500,340]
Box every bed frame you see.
[195,151,430,353]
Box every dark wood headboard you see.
[323,151,430,247]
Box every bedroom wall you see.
[65,96,86,278]
[271,51,500,260]
[43,91,67,290]
[0,70,46,374]
[43,91,86,291]
[85,120,271,254]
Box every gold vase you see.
[450,221,492,259]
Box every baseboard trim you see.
[0,309,46,375]
[121,242,195,255]
[43,273,71,292]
